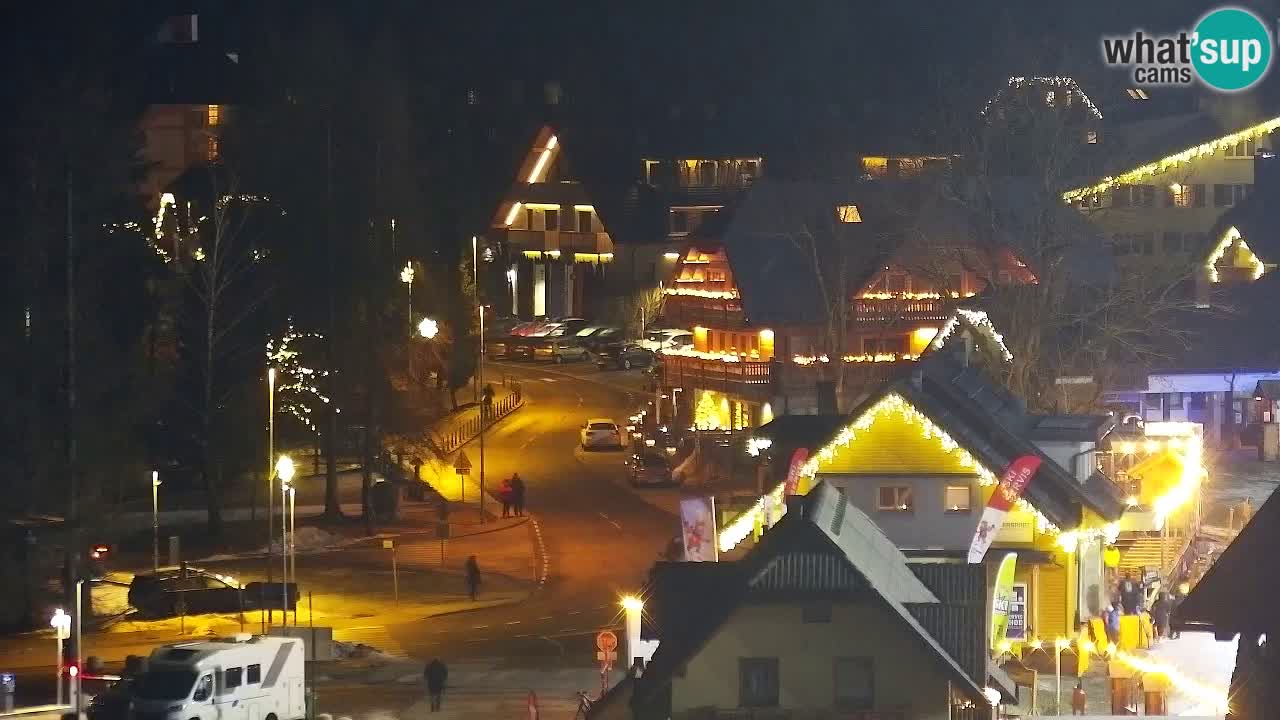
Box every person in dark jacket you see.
[1151,592,1172,640]
[465,555,481,601]
[1119,573,1143,614]
[498,478,513,518]
[424,658,448,711]
[511,473,526,517]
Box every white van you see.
[130,635,305,720]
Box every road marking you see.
[568,610,581,615]
[559,629,577,633]
[598,512,610,519]
[472,624,489,629]
[515,633,532,638]
[505,620,521,625]
[538,615,553,620]
[609,520,622,529]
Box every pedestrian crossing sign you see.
[454,451,472,474]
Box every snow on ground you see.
[1145,631,1236,717]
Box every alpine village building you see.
[592,482,1016,720]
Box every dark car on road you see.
[594,343,655,370]
[627,450,678,487]
[127,566,243,617]
[86,677,133,720]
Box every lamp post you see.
[151,470,161,571]
[1055,637,1070,715]
[50,609,70,705]
[267,367,276,599]
[401,262,415,378]
[275,455,295,618]
[287,483,296,626]
[73,580,82,715]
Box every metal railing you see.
[435,389,524,454]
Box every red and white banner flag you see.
[967,455,1041,563]
[680,496,718,562]
[782,448,809,496]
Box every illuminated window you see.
[836,205,862,223]
[1168,183,1191,207]
[206,136,220,162]
[877,486,914,512]
[1086,130,1098,144]
[944,485,971,512]
[895,157,924,177]
[206,104,221,126]
[860,156,888,178]
[1127,88,1150,100]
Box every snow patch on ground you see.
[334,640,399,662]
[1145,631,1235,717]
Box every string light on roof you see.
[929,309,1014,362]
[982,76,1104,120]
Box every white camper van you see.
[130,635,305,720]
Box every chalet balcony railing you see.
[665,296,746,330]
[661,354,772,401]
[501,229,613,255]
[852,297,951,322]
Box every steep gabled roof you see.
[634,483,999,710]
[1177,485,1280,635]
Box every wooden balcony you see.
[501,229,613,255]
[852,297,951,322]
[661,355,773,401]
[666,295,746,329]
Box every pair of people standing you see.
[499,473,526,518]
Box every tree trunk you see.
[322,112,341,519]
[360,427,374,535]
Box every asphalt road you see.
[382,359,674,661]
[0,359,675,694]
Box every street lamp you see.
[275,454,295,619]
[151,470,161,571]
[418,317,439,340]
[1054,636,1070,715]
[267,367,276,599]
[50,609,70,705]
[402,262,416,378]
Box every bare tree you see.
[181,174,272,534]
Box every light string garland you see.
[721,391,1064,552]
[982,76,1104,120]
[267,322,336,434]
[928,308,1014,362]
[1063,116,1280,203]
[1204,226,1267,283]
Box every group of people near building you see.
[1103,572,1188,644]
[498,473,527,517]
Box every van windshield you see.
[136,669,198,700]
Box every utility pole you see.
[323,109,340,517]
[64,166,82,661]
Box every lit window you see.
[860,156,888,178]
[206,136,220,162]
[207,104,221,127]
[1169,183,1191,208]
[895,157,924,177]
[1086,130,1098,144]
[1127,88,1150,100]
[877,485,913,512]
[944,485,971,512]
[1045,90,1056,106]
[837,205,862,223]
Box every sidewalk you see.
[314,658,622,720]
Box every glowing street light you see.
[418,317,439,340]
[275,454,295,620]
[151,470,162,571]
[50,608,70,705]
[276,454,296,484]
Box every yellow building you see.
[614,483,1013,720]
[739,352,1128,644]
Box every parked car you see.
[538,318,589,337]
[128,566,243,617]
[533,337,590,363]
[627,450,677,487]
[580,419,624,450]
[639,328,694,352]
[595,343,656,370]
[86,677,133,720]
[579,326,624,352]
[508,337,538,360]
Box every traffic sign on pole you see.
[596,630,618,653]
[454,451,472,475]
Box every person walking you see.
[424,658,448,712]
[1119,572,1142,614]
[1151,592,1172,641]
[498,478,513,518]
[511,473,526,517]
[1105,604,1121,643]
[465,555,481,601]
